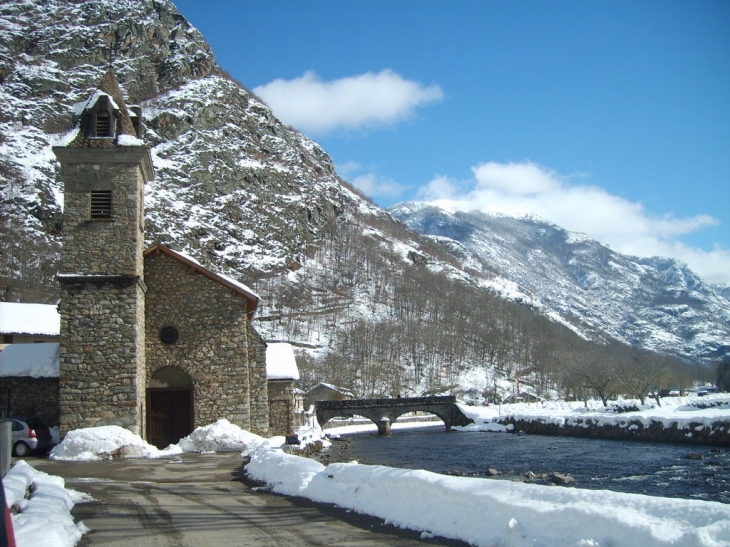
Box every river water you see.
[324,425,730,504]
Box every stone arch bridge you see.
[315,396,473,434]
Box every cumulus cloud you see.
[338,161,408,200]
[253,70,443,135]
[418,161,729,285]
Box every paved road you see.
[28,453,468,547]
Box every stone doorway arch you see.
[147,366,194,449]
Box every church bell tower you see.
[53,70,154,436]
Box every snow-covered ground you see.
[3,460,91,547]
[456,393,730,433]
[5,397,730,547]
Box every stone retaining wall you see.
[497,417,730,446]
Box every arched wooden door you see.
[147,367,194,448]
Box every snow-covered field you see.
[5,396,730,547]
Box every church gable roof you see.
[143,244,260,315]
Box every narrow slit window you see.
[90,191,112,219]
[95,110,112,137]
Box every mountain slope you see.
[0,0,347,294]
[388,202,730,364]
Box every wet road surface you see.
[28,452,469,547]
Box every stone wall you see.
[248,327,270,435]
[0,378,59,426]
[56,153,147,277]
[58,278,146,436]
[268,380,295,436]
[144,252,269,434]
[55,146,149,438]
[499,417,730,447]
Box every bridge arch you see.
[315,396,473,435]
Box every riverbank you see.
[458,393,730,446]
[247,424,730,547]
[496,415,730,446]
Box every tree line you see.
[254,214,708,404]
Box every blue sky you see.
[172,0,730,285]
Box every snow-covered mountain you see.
[1,0,727,399]
[0,0,349,293]
[388,202,730,364]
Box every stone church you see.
[51,70,289,447]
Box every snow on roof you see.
[217,271,260,301]
[117,133,144,146]
[0,343,60,378]
[307,382,354,396]
[266,343,299,381]
[72,89,118,116]
[0,302,60,335]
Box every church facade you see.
[51,71,275,445]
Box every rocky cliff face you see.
[0,0,346,292]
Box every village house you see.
[0,343,60,425]
[0,70,299,446]
[303,382,354,412]
[265,342,304,435]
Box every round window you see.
[160,326,179,344]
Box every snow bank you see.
[178,419,268,454]
[246,445,325,496]
[246,448,730,547]
[3,460,91,547]
[46,417,329,463]
[48,419,290,461]
[457,394,730,435]
[49,425,167,461]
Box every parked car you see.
[7,418,54,457]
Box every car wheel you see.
[12,441,30,457]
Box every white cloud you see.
[338,161,408,200]
[351,173,407,200]
[253,70,443,135]
[418,161,730,285]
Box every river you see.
[323,425,730,504]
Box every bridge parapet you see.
[315,396,473,434]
